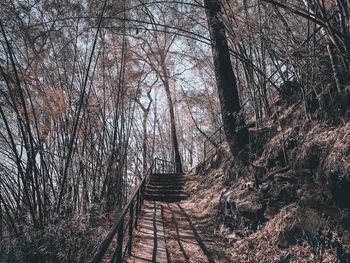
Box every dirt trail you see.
[126,199,230,263]
[162,202,223,263]
[126,201,167,263]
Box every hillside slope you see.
[171,107,350,262]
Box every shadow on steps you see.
[145,173,188,202]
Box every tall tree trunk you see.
[204,0,249,157]
[163,80,183,173]
[0,200,2,242]
[157,53,183,173]
[142,110,149,174]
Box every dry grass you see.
[161,119,350,262]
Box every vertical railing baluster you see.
[140,181,145,206]
[135,190,140,229]
[92,160,156,263]
[128,200,134,255]
[115,219,124,263]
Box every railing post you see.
[135,189,140,229]
[90,170,151,263]
[140,181,145,206]
[128,200,134,255]
[115,219,124,263]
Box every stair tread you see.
[149,182,185,186]
[144,195,187,202]
[145,193,187,197]
[147,182,184,186]
[146,188,184,191]
[150,175,185,178]
[149,180,186,183]
[145,191,185,195]
[144,172,187,202]
[147,185,183,190]
[152,173,181,176]
[145,196,187,198]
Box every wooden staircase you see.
[145,158,187,202]
[90,157,187,263]
[145,173,187,202]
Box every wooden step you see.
[149,177,186,183]
[146,182,184,188]
[145,189,184,195]
[144,173,187,202]
[150,174,184,178]
[144,193,188,202]
[146,185,183,191]
[151,173,179,177]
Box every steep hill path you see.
[125,169,230,263]
[125,201,167,263]
[125,200,229,263]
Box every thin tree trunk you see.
[0,200,2,242]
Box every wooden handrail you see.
[90,160,153,263]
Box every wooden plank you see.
[126,201,168,263]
